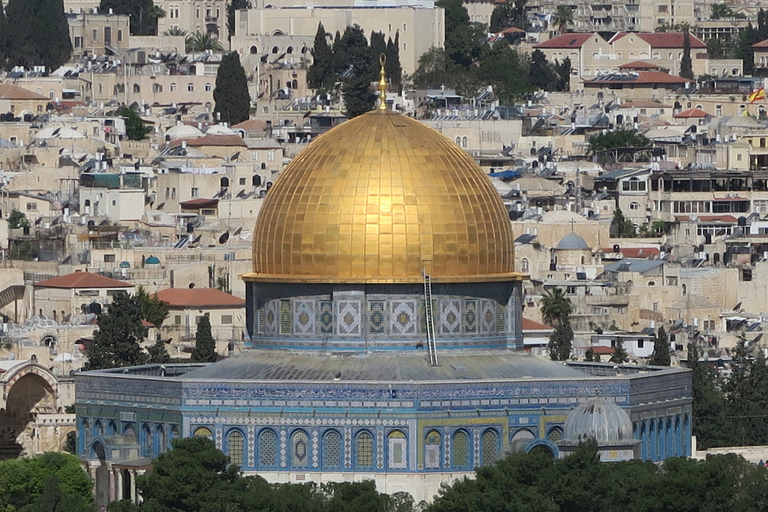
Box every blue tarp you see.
[488,170,522,180]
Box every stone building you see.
[75,104,692,509]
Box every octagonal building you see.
[76,109,692,508]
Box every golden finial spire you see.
[378,53,387,110]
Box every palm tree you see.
[551,5,574,35]
[186,31,225,53]
[540,287,572,326]
[147,4,166,35]
[163,27,188,37]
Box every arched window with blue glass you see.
[107,420,117,436]
[355,430,374,470]
[451,429,471,470]
[227,429,245,467]
[424,430,442,469]
[387,430,407,470]
[259,429,278,468]
[480,428,500,466]
[93,419,104,438]
[81,419,90,454]
[141,424,152,457]
[322,429,343,470]
[155,425,166,455]
[291,429,310,469]
[547,426,563,443]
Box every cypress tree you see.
[100,0,155,36]
[0,0,7,69]
[680,29,694,80]
[85,293,148,370]
[385,33,402,87]
[6,0,71,71]
[214,51,251,125]
[650,326,671,366]
[192,316,217,362]
[308,23,333,89]
[337,25,375,118]
[226,0,251,39]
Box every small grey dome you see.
[556,233,590,251]
[563,398,633,443]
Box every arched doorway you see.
[0,370,56,459]
[92,441,110,510]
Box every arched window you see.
[82,419,91,452]
[547,426,563,442]
[425,430,441,469]
[170,425,180,448]
[194,426,213,439]
[521,258,529,273]
[291,430,309,468]
[107,421,117,435]
[94,419,104,437]
[141,424,152,457]
[153,83,163,93]
[123,424,135,440]
[323,430,343,469]
[452,430,470,469]
[287,46,293,54]
[155,425,166,454]
[292,80,298,89]
[580,255,585,265]
[170,83,177,92]
[133,84,141,93]
[481,429,499,465]
[259,429,277,466]
[682,284,687,296]
[455,136,461,145]
[227,430,245,466]
[272,46,279,54]
[356,431,374,468]
[629,202,641,210]
[250,45,258,54]
[387,430,407,469]
[220,176,229,188]
[462,136,468,148]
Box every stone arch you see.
[0,365,57,459]
[525,438,559,457]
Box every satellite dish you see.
[219,232,230,244]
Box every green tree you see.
[5,0,71,71]
[476,41,532,104]
[308,23,334,89]
[147,333,171,364]
[0,0,8,69]
[85,292,148,370]
[0,452,93,512]
[529,49,559,91]
[9,240,37,260]
[551,5,574,34]
[612,207,635,237]
[100,0,156,36]
[548,320,573,361]
[162,26,188,37]
[135,286,169,328]
[588,129,651,154]
[540,287,571,326]
[335,25,376,117]
[649,326,671,366]
[489,0,527,32]
[438,0,483,68]
[610,338,627,363]
[680,28,694,80]
[214,51,251,125]
[191,315,217,362]
[8,208,29,229]
[711,3,746,19]
[116,106,151,140]
[226,0,251,39]
[554,57,571,92]
[385,33,402,88]
[186,31,225,52]
[686,342,733,449]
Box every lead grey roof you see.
[179,350,589,382]
[563,398,634,442]
[556,233,590,251]
[604,258,665,274]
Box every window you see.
[239,178,246,186]
[191,188,199,198]
[452,430,469,468]
[92,29,98,42]
[26,202,37,211]
[188,83,194,92]
[221,314,233,324]
[133,84,140,93]
[547,427,563,442]
[291,430,309,467]
[201,208,216,216]
[622,179,646,191]
[141,425,152,457]
[323,430,342,469]
[170,83,177,92]
[356,431,374,468]
[425,430,441,469]
[118,29,123,42]
[521,258,529,273]
[174,315,181,325]
[156,425,167,454]
[205,83,212,92]
[259,429,277,466]
[228,430,245,465]
[481,429,499,465]
[104,254,116,263]
[194,427,213,439]
[637,339,644,348]
[111,200,116,206]
[268,150,275,162]
[388,431,407,469]
[629,202,641,210]
[153,83,163,93]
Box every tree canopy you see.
[191,315,217,362]
[680,29,694,80]
[4,0,71,71]
[588,129,651,154]
[226,0,252,39]
[650,326,671,366]
[213,51,251,125]
[135,286,170,328]
[99,0,161,35]
[85,292,148,370]
[116,106,152,141]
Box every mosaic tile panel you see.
[480,299,496,334]
[337,300,362,336]
[463,299,477,333]
[293,300,316,335]
[390,300,418,335]
[264,300,279,335]
[369,301,386,334]
[497,305,506,333]
[319,301,334,334]
[440,299,462,334]
[280,300,292,334]
[258,305,266,334]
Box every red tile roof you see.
[35,272,133,289]
[618,61,661,70]
[753,38,768,48]
[180,198,219,209]
[601,247,660,258]
[0,84,49,101]
[674,107,709,118]
[155,288,246,308]
[534,33,594,49]
[522,318,554,331]
[591,346,615,355]
[612,32,706,49]
[619,100,671,108]
[170,134,246,148]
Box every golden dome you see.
[245,110,518,284]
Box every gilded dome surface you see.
[247,110,517,283]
